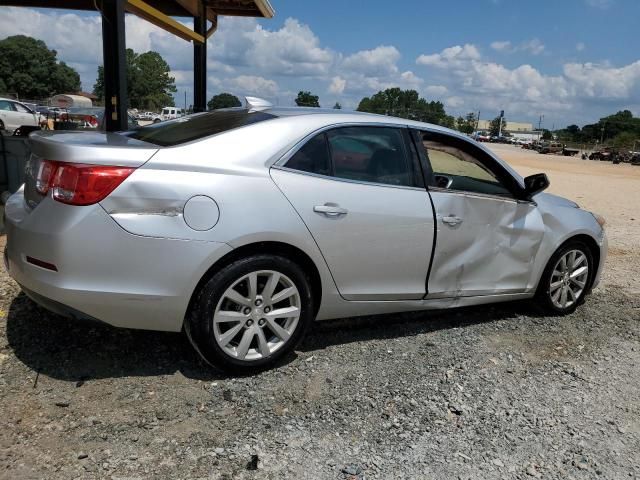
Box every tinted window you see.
[0,100,13,111]
[421,133,512,197]
[327,127,412,186]
[286,133,330,175]
[126,109,276,147]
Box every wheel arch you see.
[536,233,601,294]
[185,241,323,324]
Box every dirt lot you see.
[0,146,639,479]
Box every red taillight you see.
[36,160,135,206]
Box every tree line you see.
[555,110,640,148]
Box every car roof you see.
[263,106,459,134]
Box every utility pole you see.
[600,123,605,144]
[476,110,480,132]
[538,114,544,141]
[498,110,504,137]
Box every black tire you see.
[185,255,314,373]
[535,241,594,315]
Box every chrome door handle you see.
[442,215,462,226]
[314,204,348,216]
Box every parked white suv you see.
[0,97,40,134]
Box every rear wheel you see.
[536,242,593,315]
[186,255,314,373]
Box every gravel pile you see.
[1,270,639,479]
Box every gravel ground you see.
[1,150,639,479]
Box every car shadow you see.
[5,292,540,382]
[300,300,540,352]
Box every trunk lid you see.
[24,131,158,209]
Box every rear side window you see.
[285,126,415,187]
[327,127,412,186]
[286,133,330,175]
[126,108,276,147]
[0,100,13,111]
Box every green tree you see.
[207,92,241,110]
[457,112,477,134]
[295,91,320,107]
[612,131,637,149]
[541,129,553,140]
[489,115,506,137]
[356,88,455,127]
[0,35,80,98]
[333,102,342,109]
[93,48,176,110]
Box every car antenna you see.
[245,97,273,112]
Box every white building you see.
[476,120,539,140]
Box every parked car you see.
[0,97,40,134]
[4,99,607,372]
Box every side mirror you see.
[524,173,550,198]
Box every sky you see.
[1,0,639,127]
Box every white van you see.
[159,107,184,122]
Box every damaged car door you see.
[415,130,545,298]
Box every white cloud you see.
[563,61,640,99]
[414,42,640,120]
[240,18,334,76]
[445,96,464,108]
[416,44,481,68]
[576,42,586,52]
[328,76,346,95]
[341,45,400,76]
[520,38,545,55]
[491,41,511,52]
[489,38,544,55]
[228,75,278,97]
[424,85,448,97]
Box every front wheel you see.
[186,255,314,373]
[536,242,593,315]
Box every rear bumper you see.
[4,187,232,332]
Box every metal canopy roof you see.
[0,0,274,42]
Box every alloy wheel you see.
[549,249,589,309]
[212,270,301,361]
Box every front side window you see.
[14,103,32,113]
[421,133,512,197]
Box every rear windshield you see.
[126,108,276,147]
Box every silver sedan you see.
[4,98,607,372]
